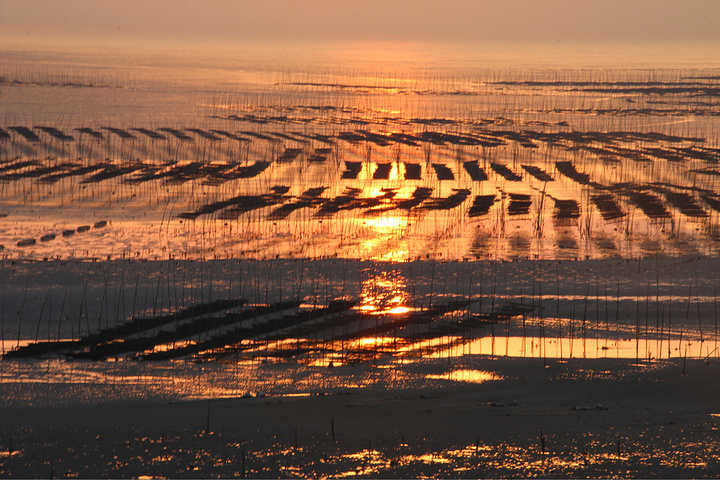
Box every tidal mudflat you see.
[1,38,720,477]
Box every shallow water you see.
[1,38,720,409]
[1,40,719,263]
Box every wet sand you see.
[2,33,720,479]
[1,255,719,476]
[2,356,720,478]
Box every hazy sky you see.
[3,0,720,44]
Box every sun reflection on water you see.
[363,215,406,232]
[359,269,411,315]
[426,369,500,383]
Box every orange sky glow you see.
[2,0,720,45]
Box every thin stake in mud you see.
[206,400,211,435]
[79,276,91,338]
[556,263,563,358]
[656,254,660,344]
[635,278,641,362]
[241,444,245,478]
[1,286,4,356]
[582,282,589,359]
[685,276,693,346]
[715,269,719,357]
[16,278,29,349]
[97,276,109,332]
[528,265,535,357]
[539,265,546,366]
[694,263,703,342]
[491,264,496,358]
[668,289,673,359]
[597,275,602,334]
[616,277,620,357]
[35,275,54,342]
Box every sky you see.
[2,0,720,44]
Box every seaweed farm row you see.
[4,295,531,364]
[2,118,720,261]
[2,124,719,159]
[1,255,717,367]
[1,65,719,263]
